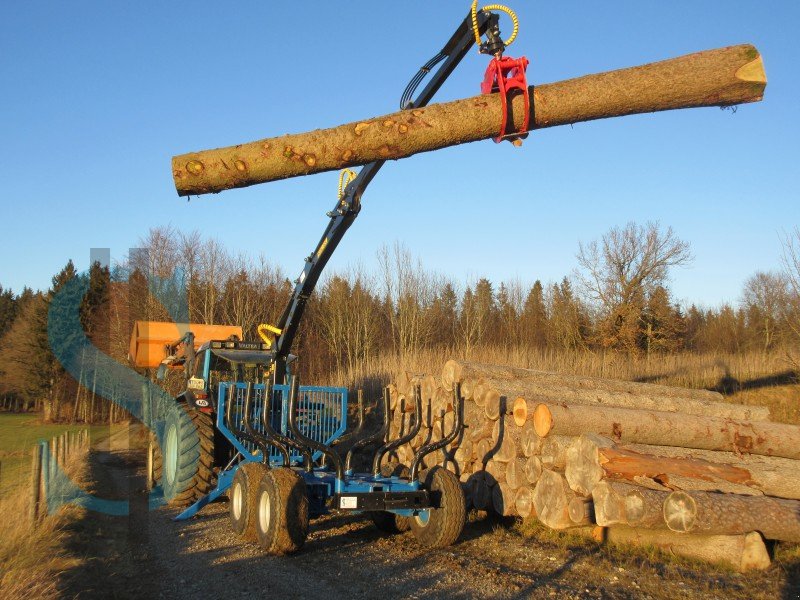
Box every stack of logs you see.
[387,360,800,572]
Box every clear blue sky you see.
[1,1,798,308]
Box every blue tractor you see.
[158,8,512,553]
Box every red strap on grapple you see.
[480,56,530,144]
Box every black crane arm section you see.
[271,9,503,381]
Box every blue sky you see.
[0,1,798,308]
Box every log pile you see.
[386,360,800,572]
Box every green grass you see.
[0,413,119,495]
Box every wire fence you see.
[29,429,89,526]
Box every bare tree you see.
[741,271,789,353]
[196,238,231,325]
[377,242,437,358]
[315,267,381,374]
[781,228,800,366]
[576,221,692,351]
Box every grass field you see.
[0,413,120,496]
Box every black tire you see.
[255,468,309,555]
[409,466,466,548]
[370,462,411,534]
[229,462,269,542]
[156,404,216,506]
[190,409,216,498]
[147,430,162,491]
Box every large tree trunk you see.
[172,45,766,195]
[531,401,800,460]
[443,360,725,403]
[663,490,800,542]
[619,443,800,500]
[510,388,767,424]
[604,527,771,572]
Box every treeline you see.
[0,223,798,422]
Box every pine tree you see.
[521,280,547,348]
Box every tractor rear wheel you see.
[160,404,216,506]
[229,462,269,542]
[370,462,411,534]
[146,430,162,491]
[255,468,309,555]
[409,467,466,548]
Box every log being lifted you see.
[172,45,766,195]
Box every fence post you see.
[29,444,43,525]
[50,437,57,478]
[41,441,50,517]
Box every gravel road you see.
[59,435,799,600]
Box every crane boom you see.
[270,9,501,381]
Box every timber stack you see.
[386,359,799,572]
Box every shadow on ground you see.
[58,444,800,600]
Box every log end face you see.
[533,403,553,438]
[663,490,697,533]
[741,532,771,572]
[512,396,527,427]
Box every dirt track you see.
[59,434,799,600]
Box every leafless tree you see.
[741,271,789,353]
[377,242,437,358]
[576,221,692,351]
[781,228,800,366]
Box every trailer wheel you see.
[255,468,309,555]
[409,466,466,548]
[370,463,411,534]
[229,462,269,542]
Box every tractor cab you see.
[179,339,278,414]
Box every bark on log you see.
[174,46,766,195]
[511,388,767,426]
[619,443,800,500]
[532,401,800,460]
[591,480,667,528]
[604,527,770,572]
[663,490,800,542]
[442,360,724,403]
[568,437,773,498]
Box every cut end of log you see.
[735,53,766,85]
[441,359,462,392]
[512,396,527,427]
[533,403,554,438]
[663,490,698,533]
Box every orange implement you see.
[128,321,243,368]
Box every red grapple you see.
[480,55,530,144]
